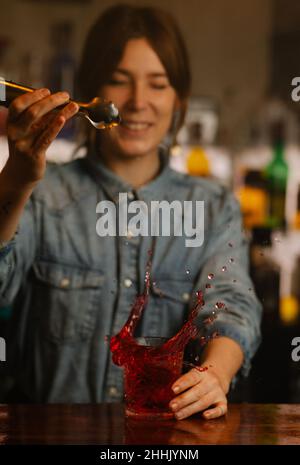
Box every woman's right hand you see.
[5,88,79,188]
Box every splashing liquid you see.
[109,253,206,418]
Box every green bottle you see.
[265,121,288,229]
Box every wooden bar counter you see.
[0,403,299,445]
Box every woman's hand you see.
[5,88,79,187]
[169,337,243,420]
[169,365,229,420]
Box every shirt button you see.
[109,386,119,397]
[124,278,132,288]
[182,292,190,302]
[128,191,135,200]
[60,278,70,288]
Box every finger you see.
[15,91,70,135]
[8,112,55,155]
[12,102,78,156]
[32,101,78,154]
[170,381,210,413]
[32,114,66,155]
[28,111,57,136]
[8,88,50,121]
[31,101,78,138]
[203,402,228,420]
[172,368,205,395]
[56,100,79,121]
[174,392,216,420]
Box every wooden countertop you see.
[0,403,299,445]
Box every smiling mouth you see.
[121,120,152,131]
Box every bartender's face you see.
[99,38,178,159]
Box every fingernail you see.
[40,88,50,96]
[170,402,178,411]
[175,412,183,420]
[173,386,180,393]
[69,102,79,112]
[204,411,211,418]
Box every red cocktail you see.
[109,252,213,419]
[124,337,183,419]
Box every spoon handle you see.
[0,79,120,129]
[0,80,41,105]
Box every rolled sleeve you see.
[0,199,38,306]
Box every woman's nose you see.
[127,82,148,111]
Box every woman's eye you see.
[151,83,169,90]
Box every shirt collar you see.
[83,146,172,202]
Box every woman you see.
[0,4,261,419]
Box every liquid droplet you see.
[222,266,227,272]
[205,283,212,289]
[208,273,214,280]
[186,269,190,275]
[195,365,209,373]
[228,242,233,248]
[229,258,234,263]
[215,302,226,309]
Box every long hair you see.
[77,3,191,149]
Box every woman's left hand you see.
[169,366,229,420]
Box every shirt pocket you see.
[32,261,104,344]
[138,278,195,338]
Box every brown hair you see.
[77,3,191,141]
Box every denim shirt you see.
[0,152,262,402]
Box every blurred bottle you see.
[279,236,300,326]
[279,294,299,326]
[237,170,268,230]
[186,122,210,177]
[292,186,300,229]
[250,226,280,325]
[264,121,288,229]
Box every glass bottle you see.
[264,121,288,229]
[237,170,268,230]
[186,122,210,177]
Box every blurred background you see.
[1,0,300,403]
